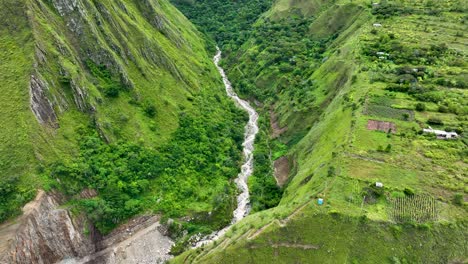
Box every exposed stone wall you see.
[29,74,58,128]
[0,191,97,264]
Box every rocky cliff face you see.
[63,216,173,264]
[0,191,173,264]
[29,74,58,128]
[0,191,97,264]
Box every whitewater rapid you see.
[194,48,259,248]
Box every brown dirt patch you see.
[270,109,287,138]
[274,156,290,187]
[367,119,397,133]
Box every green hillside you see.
[172,0,468,262]
[0,0,246,236]
[1,0,466,262]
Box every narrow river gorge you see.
[194,48,259,248]
[54,49,259,264]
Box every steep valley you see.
[0,0,467,263]
[173,0,468,263]
[1,0,247,262]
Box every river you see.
[194,48,259,247]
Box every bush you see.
[438,105,449,113]
[86,60,124,98]
[143,100,157,117]
[403,187,415,196]
[453,193,464,206]
[427,118,443,126]
[102,85,120,97]
[415,102,426,111]
[385,144,392,152]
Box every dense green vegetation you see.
[171,0,272,53]
[85,60,126,98]
[249,115,283,212]
[51,94,246,234]
[172,0,286,211]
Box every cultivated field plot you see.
[365,104,414,121]
[389,195,438,223]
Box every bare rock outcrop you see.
[0,191,97,264]
[0,191,173,264]
[64,216,174,264]
[29,74,58,128]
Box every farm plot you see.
[364,104,414,121]
[389,195,438,223]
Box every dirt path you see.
[62,216,173,264]
[248,243,319,250]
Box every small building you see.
[372,3,380,6]
[373,23,382,27]
[423,127,458,139]
[318,198,324,205]
[375,182,384,188]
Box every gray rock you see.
[29,74,58,128]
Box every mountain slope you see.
[1,0,246,247]
[172,0,468,263]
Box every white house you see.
[373,23,382,27]
[423,127,458,139]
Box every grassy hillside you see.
[172,0,468,262]
[0,0,247,240]
[0,0,40,221]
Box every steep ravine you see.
[0,49,258,264]
[194,48,259,248]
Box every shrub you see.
[328,210,340,218]
[403,187,415,196]
[143,100,157,118]
[427,118,443,126]
[102,85,120,97]
[415,102,426,111]
[438,105,449,113]
[453,193,464,206]
[385,144,392,152]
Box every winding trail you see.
[194,48,259,248]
